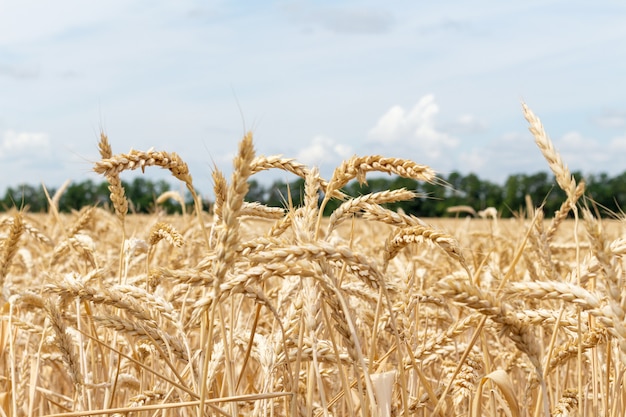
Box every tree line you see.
[2,170,625,217]
[248,170,625,217]
[1,177,185,214]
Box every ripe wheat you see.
[1,103,624,417]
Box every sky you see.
[1,0,626,199]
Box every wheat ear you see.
[44,298,83,388]
[383,224,468,273]
[98,133,128,223]
[317,155,434,238]
[94,145,207,233]
[327,189,419,234]
[200,132,255,416]
[0,212,24,294]
[156,190,187,216]
[250,155,343,199]
[212,132,255,294]
[211,168,227,221]
[522,102,577,198]
[149,222,184,248]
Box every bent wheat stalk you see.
[316,155,435,239]
[383,224,468,275]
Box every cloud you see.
[284,4,395,34]
[457,132,543,180]
[445,114,488,134]
[0,2,128,44]
[0,130,50,158]
[0,130,60,190]
[417,18,486,37]
[456,127,626,185]
[559,131,588,148]
[296,135,352,167]
[315,7,394,34]
[457,149,488,173]
[0,64,40,80]
[541,131,626,177]
[592,109,626,129]
[556,131,611,167]
[368,94,459,159]
[609,136,626,152]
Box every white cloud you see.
[314,7,394,34]
[0,64,40,80]
[368,105,409,142]
[609,136,626,152]
[0,1,136,45]
[555,131,609,165]
[457,149,487,173]
[296,135,352,167]
[0,130,63,190]
[368,94,459,159]
[520,130,625,176]
[559,131,587,148]
[284,4,395,34]
[592,110,626,129]
[455,128,626,185]
[446,114,488,134]
[0,130,50,157]
[457,131,545,182]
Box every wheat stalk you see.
[522,102,577,198]
[328,189,418,234]
[6,107,626,416]
[383,224,467,272]
[149,222,184,248]
[0,212,24,295]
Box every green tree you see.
[587,172,619,214]
[265,178,306,209]
[609,171,626,213]
[418,178,447,217]
[346,177,394,196]
[59,180,100,212]
[501,174,524,216]
[1,184,49,212]
[123,177,171,213]
[387,177,421,213]
[245,179,267,203]
[4,169,626,218]
[459,173,483,209]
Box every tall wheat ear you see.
[93,142,199,210]
[97,133,128,224]
[197,132,255,417]
[522,102,577,198]
[316,155,436,239]
[0,212,24,297]
[383,224,469,275]
[523,101,589,414]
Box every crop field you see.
[1,104,625,417]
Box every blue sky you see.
[1,1,626,198]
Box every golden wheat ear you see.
[522,102,578,198]
[316,155,436,239]
[8,107,625,416]
[0,212,24,294]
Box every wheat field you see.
[1,104,625,417]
